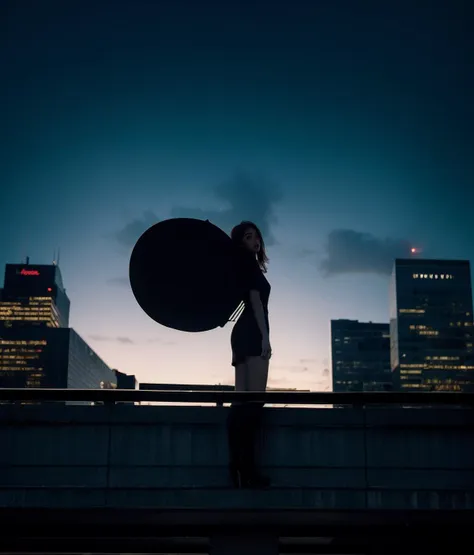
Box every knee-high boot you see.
[227,403,270,488]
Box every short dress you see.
[231,254,271,366]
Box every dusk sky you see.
[2,0,472,391]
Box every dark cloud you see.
[89,334,135,344]
[114,209,159,249]
[106,277,130,287]
[114,172,283,249]
[89,335,174,346]
[320,229,412,276]
[117,336,134,344]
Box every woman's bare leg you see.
[234,362,248,392]
[245,356,269,391]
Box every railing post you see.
[210,535,278,555]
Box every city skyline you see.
[1,254,473,392]
[2,1,472,390]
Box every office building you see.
[0,260,116,393]
[0,327,116,390]
[0,260,70,328]
[331,319,392,392]
[390,259,474,392]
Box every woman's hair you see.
[230,220,269,272]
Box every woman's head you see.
[230,221,269,272]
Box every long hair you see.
[230,221,269,273]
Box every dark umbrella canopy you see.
[129,218,245,332]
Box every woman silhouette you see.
[227,221,272,488]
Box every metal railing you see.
[0,388,473,405]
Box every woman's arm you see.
[249,289,269,339]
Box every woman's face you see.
[242,227,261,254]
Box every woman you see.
[227,220,272,488]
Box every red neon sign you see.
[20,269,40,276]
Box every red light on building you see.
[47,287,52,292]
[20,268,40,276]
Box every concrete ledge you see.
[1,405,473,511]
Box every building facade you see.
[0,260,117,393]
[0,327,116,390]
[0,262,70,328]
[331,319,392,392]
[390,259,474,392]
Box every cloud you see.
[114,209,159,248]
[89,334,135,344]
[117,336,134,344]
[106,277,129,287]
[114,171,283,249]
[89,335,175,346]
[320,229,412,276]
[173,171,283,246]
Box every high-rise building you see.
[390,259,474,392]
[0,327,116,390]
[0,260,116,394]
[331,319,392,392]
[0,262,70,328]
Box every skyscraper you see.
[0,260,116,393]
[331,319,392,392]
[0,262,70,328]
[390,259,474,392]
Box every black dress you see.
[231,253,271,366]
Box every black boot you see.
[227,403,270,489]
[227,403,245,488]
[239,403,270,489]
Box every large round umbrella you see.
[129,218,246,332]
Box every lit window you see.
[429,274,433,279]
[441,275,445,279]
[413,274,419,278]
[435,274,438,279]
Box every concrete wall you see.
[0,405,473,510]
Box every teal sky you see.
[1,0,472,390]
